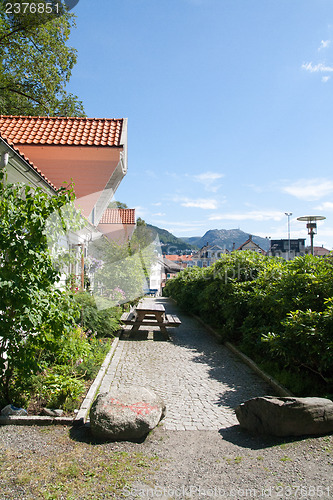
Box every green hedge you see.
[164,251,333,397]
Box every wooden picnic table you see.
[120,300,181,340]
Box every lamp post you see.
[297,216,326,255]
[285,212,292,260]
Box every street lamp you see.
[285,212,292,260]
[297,215,326,255]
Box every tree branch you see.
[0,85,48,109]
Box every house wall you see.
[97,222,136,245]
[14,145,123,219]
[241,241,261,251]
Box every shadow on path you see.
[155,297,273,410]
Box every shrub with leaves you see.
[34,372,86,412]
[164,251,333,396]
[73,291,121,338]
[262,299,333,389]
[0,174,79,403]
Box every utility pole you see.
[285,212,292,260]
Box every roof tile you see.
[0,115,124,147]
[99,209,136,225]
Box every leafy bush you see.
[262,300,333,389]
[3,328,113,411]
[76,337,112,380]
[34,372,86,412]
[73,291,121,338]
[0,175,81,403]
[164,251,333,396]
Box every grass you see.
[0,428,159,499]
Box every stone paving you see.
[100,297,274,431]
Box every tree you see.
[107,201,129,209]
[0,0,85,116]
[0,171,80,403]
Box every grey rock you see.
[42,408,64,417]
[90,386,166,441]
[235,396,333,436]
[1,404,28,417]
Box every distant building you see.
[310,246,331,257]
[163,255,194,268]
[192,243,228,268]
[237,235,266,254]
[160,257,182,289]
[269,239,305,259]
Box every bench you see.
[120,302,181,339]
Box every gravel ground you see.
[0,423,332,499]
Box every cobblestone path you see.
[100,298,273,431]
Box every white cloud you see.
[133,205,146,218]
[315,201,333,211]
[322,75,331,83]
[152,202,162,206]
[282,178,333,200]
[319,40,331,50]
[302,62,333,73]
[209,210,284,222]
[181,198,219,210]
[192,171,225,193]
[152,212,166,216]
[153,219,206,235]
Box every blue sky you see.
[67,0,333,249]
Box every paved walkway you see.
[99,298,273,431]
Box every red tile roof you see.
[0,116,124,147]
[313,246,331,256]
[99,208,136,225]
[164,255,193,261]
[0,135,57,190]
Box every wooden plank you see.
[172,315,181,325]
[136,301,165,313]
[120,311,136,322]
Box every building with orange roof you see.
[163,254,194,269]
[98,208,136,244]
[0,115,128,224]
[0,115,131,287]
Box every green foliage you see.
[0,174,80,402]
[164,251,333,396]
[0,0,85,115]
[108,201,129,209]
[89,228,156,306]
[34,372,86,412]
[4,327,113,410]
[74,291,121,338]
[262,300,333,384]
[76,337,112,380]
[37,325,91,367]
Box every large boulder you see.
[90,386,166,441]
[235,396,333,437]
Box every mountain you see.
[147,224,270,254]
[181,229,271,252]
[147,224,199,253]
